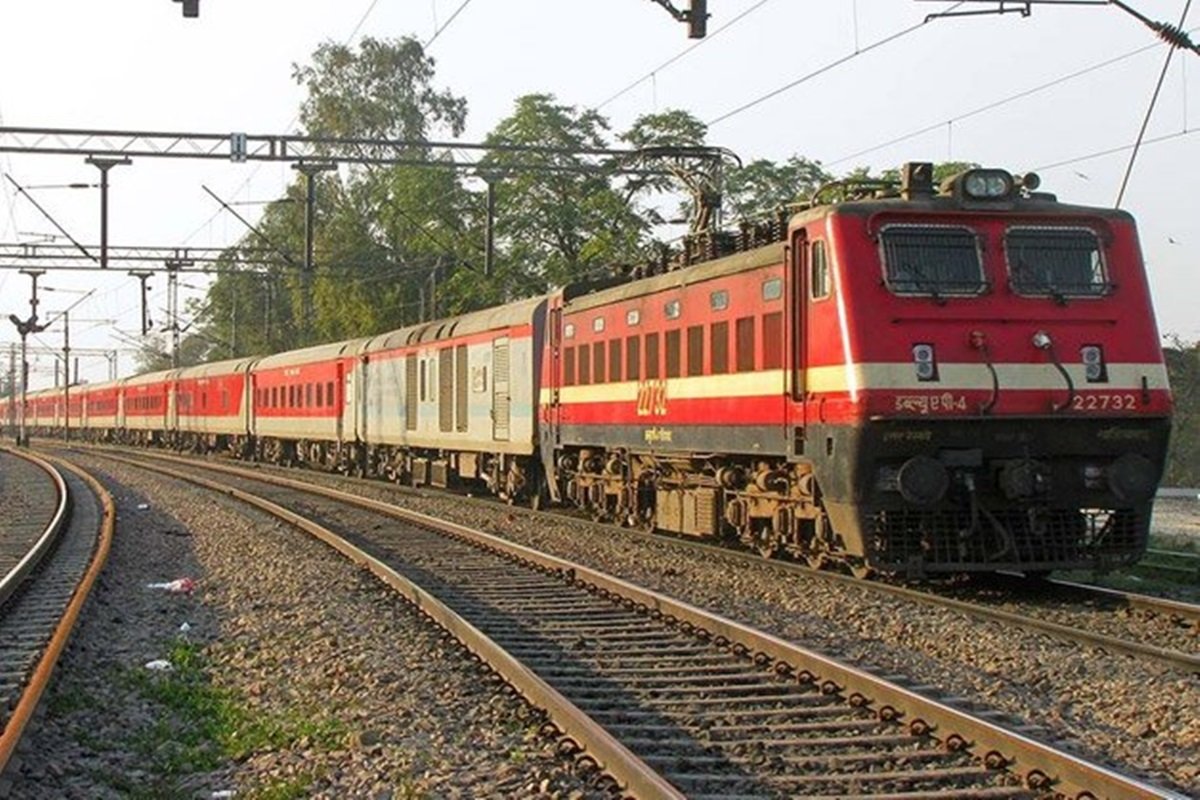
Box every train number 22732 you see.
[1072,393,1138,411]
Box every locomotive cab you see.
[798,164,1172,577]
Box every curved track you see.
[0,448,114,772]
[100,444,1199,674]
[71,447,1185,800]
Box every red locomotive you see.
[6,163,1172,578]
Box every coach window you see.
[271,387,277,408]
[763,312,784,369]
[326,381,335,405]
[645,333,660,380]
[687,325,704,377]
[564,346,576,387]
[626,336,641,381]
[711,321,729,374]
[736,316,755,372]
[578,343,592,386]
[762,278,783,301]
[811,240,831,299]
[315,383,323,407]
[306,383,314,408]
[666,330,682,378]
[420,361,428,401]
[593,342,606,383]
[609,339,622,383]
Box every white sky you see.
[1,0,1196,389]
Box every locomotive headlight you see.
[1032,330,1053,350]
[912,343,938,381]
[1080,344,1107,382]
[962,169,1014,199]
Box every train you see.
[2,163,1173,578]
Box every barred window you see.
[1006,227,1108,297]
[880,225,985,296]
[687,325,704,376]
[609,339,623,383]
[626,336,641,381]
[666,330,681,378]
[593,342,606,383]
[711,321,729,374]
[735,317,755,372]
[645,333,660,379]
[563,346,576,387]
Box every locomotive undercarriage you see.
[555,447,864,571]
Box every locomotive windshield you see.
[880,225,985,297]
[1005,226,1108,298]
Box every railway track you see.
[66,447,1185,799]
[0,448,113,773]
[86,443,1197,675]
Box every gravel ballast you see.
[220,460,1200,796]
[6,455,603,799]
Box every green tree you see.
[724,157,831,219]
[202,36,475,352]
[481,94,648,289]
[1163,340,1199,486]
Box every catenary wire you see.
[823,28,1196,168]
[1116,0,1193,205]
[425,0,476,48]
[594,0,778,110]
[707,2,966,126]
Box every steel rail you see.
[0,448,70,608]
[0,452,114,772]
[48,442,1200,672]
[80,448,1186,800]
[1043,577,1200,625]
[84,451,684,800]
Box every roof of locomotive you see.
[363,295,546,353]
[562,190,1135,313]
[174,356,259,381]
[561,243,784,313]
[790,193,1136,225]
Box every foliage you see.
[294,36,466,144]
[1163,339,1199,486]
[724,156,831,219]
[480,93,648,291]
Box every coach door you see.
[492,336,511,441]
[789,231,809,456]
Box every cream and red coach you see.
[541,164,1171,577]
[175,357,256,454]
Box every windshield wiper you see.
[899,262,946,305]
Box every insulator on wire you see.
[1150,21,1197,52]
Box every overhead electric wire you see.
[707,1,966,126]
[425,0,476,48]
[1116,0,1193,206]
[1034,126,1197,171]
[823,28,1196,168]
[595,0,777,110]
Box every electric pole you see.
[292,161,337,345]
[7,270,48,446]
[85,156,131,269]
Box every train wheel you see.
[849,560,875,580]
[805,552,829,571]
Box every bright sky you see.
[1,0,1196,389]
